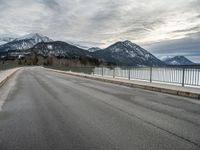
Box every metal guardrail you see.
[46,65,200,87]
[93,66,200,87]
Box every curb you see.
[45,68,200,100]
[0,68,21,88]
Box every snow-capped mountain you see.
[88,47,101,52]
[31,41,90,57]
[92,40,164,66]
[0,33,53,52]
[0,37,15,45]
[163,56,194,65]
[15,33,53,43]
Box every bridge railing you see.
[93,66,200,87]
[46,65,200,87]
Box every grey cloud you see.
[172,27,200,33]
[143,32,200,62]
[0,0,200,62]
[40,0,60,10]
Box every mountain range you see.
[162,56,194,65]
[0,33,194,66]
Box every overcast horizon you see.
[0,0,200,62]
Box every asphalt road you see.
[0,67,200,150]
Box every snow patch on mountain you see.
[88,47,101,52]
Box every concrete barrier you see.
[0,68,21,88]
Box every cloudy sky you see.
[0,0,200,62]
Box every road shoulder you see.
[0,68,21,110]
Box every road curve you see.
[0,67,200,150]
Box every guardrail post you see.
[150,67,152,83]
[197,69,200,86]
[102,66,104,77]
[92,67,94,76]
[182,68,185,87]
[113,67,115,78]
[128,67,131,80]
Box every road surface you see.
[0,67,200,150]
